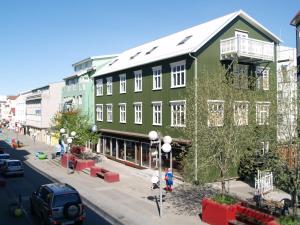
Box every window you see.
[106,104,113,122]
[260,141,269,155]
[256,67,269,90]
[256,102,270,125]
[96,79,103,96]
[78,95,82,105]
[106,77,112,95]
[170,60,186,88]
[177,35,192,45]
[234,101,248,126]
[207,100,224,127]
[152,101,162,126]
[96,104,103,121]
[119,74,126,94]
[152,66,162,90]
[233,64,248,89]
[134,70,142,92]
[134,102,142,124]
[170,100,186,127]
[146,46,158,55]
[119,103,126,123]
[130,52,141,60]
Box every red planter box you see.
[104,172,120,183]
[60,154,77,168]
[75,159,96,171]
[90,166,102,177]
[202,198,236,225]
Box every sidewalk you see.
[5,131,204,225]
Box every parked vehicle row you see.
[0,152,24,176]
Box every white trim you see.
[106,77,113,95]
[152,101,162,126]
[106,104,113,122]
[119,73,126,94]
[256,101,270,125]
[170,100,186,127]
[96,79,103,96]
[95,104,103,121]
[133,102,142,124]
[134,70,142,92]
[233,101,249,126]
[170,60,186,88]
[207,100,224,127]
[119,103,126,123]
[152,65,162,90]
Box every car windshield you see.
[8,161,21,166]
[0,155,9,159]
[52,193,80,207]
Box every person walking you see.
[164,168,174,192]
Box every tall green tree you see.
[52,110,98,147]
[181,64,276,194]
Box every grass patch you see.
[212,194,238,205]
[279,216,300,225]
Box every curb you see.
[24,160,124,225]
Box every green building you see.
[92,10,281,172]
[62,55,117,124]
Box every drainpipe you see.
[189,53,198,182]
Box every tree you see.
[52,110,98,147]
[181,63,276,195]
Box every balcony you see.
[220,37,274,62]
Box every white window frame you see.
[233,101,249,126]
[119,74,126,94]
[256,102,270,125]
[106,104,113,122]
[96,79,103,96]
[170,100,186,127]
[256,67,270,91]
[78,95,82,105]
[152,101,162,126]
[152,66,162,90]
[119,103,126,123]
[96,104,103,121]
[106,77,113,95]
[134,102,142,124]
[207,100,225,127]
[170,60,186,88]
[134,70,142,92]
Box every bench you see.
[91,166,120,183]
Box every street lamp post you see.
[148,131,172,217]
[60,128,76,174]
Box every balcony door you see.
[235,31,248,54]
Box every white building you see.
[15,90,31,131]
[0,95,6,121]
[277,46,297,142]
[25,82,64,144]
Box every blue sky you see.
[0,0,298,95]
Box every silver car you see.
[0,153,10,167]
[30,183,85,225]
[2,159,24,176]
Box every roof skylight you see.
[177,35,192,45]
[145,46,158,55]
[130,52,141,60]
[109,59,119,66]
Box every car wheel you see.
[63,203,80,219]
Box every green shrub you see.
[212,194,238,205]
[279,216,300,225]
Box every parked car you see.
[1,159,24,176]
[0,153,10,167]
[30,183,85,225]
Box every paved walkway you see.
[2,130,204,225]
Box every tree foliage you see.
[52,110,98,147]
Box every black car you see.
[30,183,85,225]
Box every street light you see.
[60,128,76,174]
[148,131,172,217]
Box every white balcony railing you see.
[220,37,274,61]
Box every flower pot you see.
[202,198,237,225]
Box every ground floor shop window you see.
[105,138,111,155]
[112,138,117,157]
[141,143,150,167]
[118,140,125,160]
[126,141,135,163]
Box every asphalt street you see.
[0,139,111,225]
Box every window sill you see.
[152,88,162,91]
[170,125,186,128]
[171,85,186,89]
[134,122,142,125]
[134,90,142,93]
[152,124,162,126]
